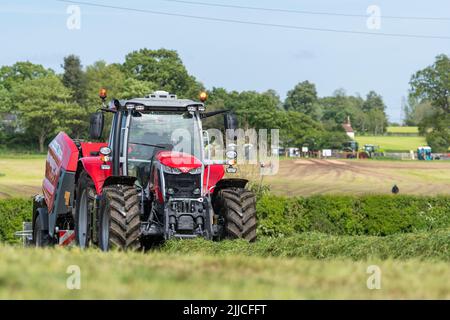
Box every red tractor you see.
[31,90,257,250]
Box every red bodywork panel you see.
[79,157,112,194]
[156,151,202,173]
[203,164,225,194]
[79,142,107,157]
[43,132,79,212]
[78,142,111,195]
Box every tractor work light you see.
[199,91,208,102]
[226,150,237,159]
[99,88,107,100]
[161,164,182,175]
[188,167,202,175]
[187,106,197,112]
[226,166,237,174]
[99,147,112,162]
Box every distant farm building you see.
[342,116,355,139]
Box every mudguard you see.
[32,195,48,233]
[212,178,249,198]
[79,157,112,194]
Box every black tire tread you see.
[102,185,141,251]
[216,188,257,242]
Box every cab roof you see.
[120,90,203,109]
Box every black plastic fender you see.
[212,178,249,198]
[32,195,47,231]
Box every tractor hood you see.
[156,151,202,173]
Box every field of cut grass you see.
[386,126,419,134]
[0,155,45,198]
[355,135,426,152]
[2,154,450,198]
[0,241,449,299]
[263,159,450,197]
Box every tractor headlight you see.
[189,167,202,175]
[226,150,237,159]
[161,164,182,174]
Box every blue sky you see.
[1,0,449,123]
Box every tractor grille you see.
[164,172,201,198]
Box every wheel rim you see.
[78,190,88,248]
[34,222,41,247]
[100,205,110,250]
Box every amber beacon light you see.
[199,91,208,102]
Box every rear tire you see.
[98,185,141,251]
[214,188,257,242]
[33,213,51,247]
[74,172,95,248]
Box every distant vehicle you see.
[342,141,359,152]
[288,147,300,157]
[342,141,359,159]
[363,144,380,158]
[417,146,432,160]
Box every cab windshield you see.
[127,111,202,167]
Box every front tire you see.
[98,185,141,251]
[214,188,257,242]
[74,172,95,248]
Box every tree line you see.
[1,48,446,153]
[404,54,450,152]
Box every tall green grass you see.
[1,194,450,244]
[162,230,450,261]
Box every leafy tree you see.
[277,111,323,148]
[403,97,437,127]
[62,55,87,106]
[410,54,450,113]
[123,48,203,99]
[0,62,53,91]
[13,75,84,152]
[0,84,11,114]
[284,81,320,119]
[410,54,450,151]
[120,78,157,99]
[363,91,386,112]
[85,61,127,111]
[425,120,450,152]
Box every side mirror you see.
[224,113,238,131]
[89,112,104,140]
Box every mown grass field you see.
[355,135,426,152]
[0,154,449,299]
[386,126,419,134]
[0,233,449,299]
[0,155,45,198]
[263,159,450,196]
[2,154,450,199]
